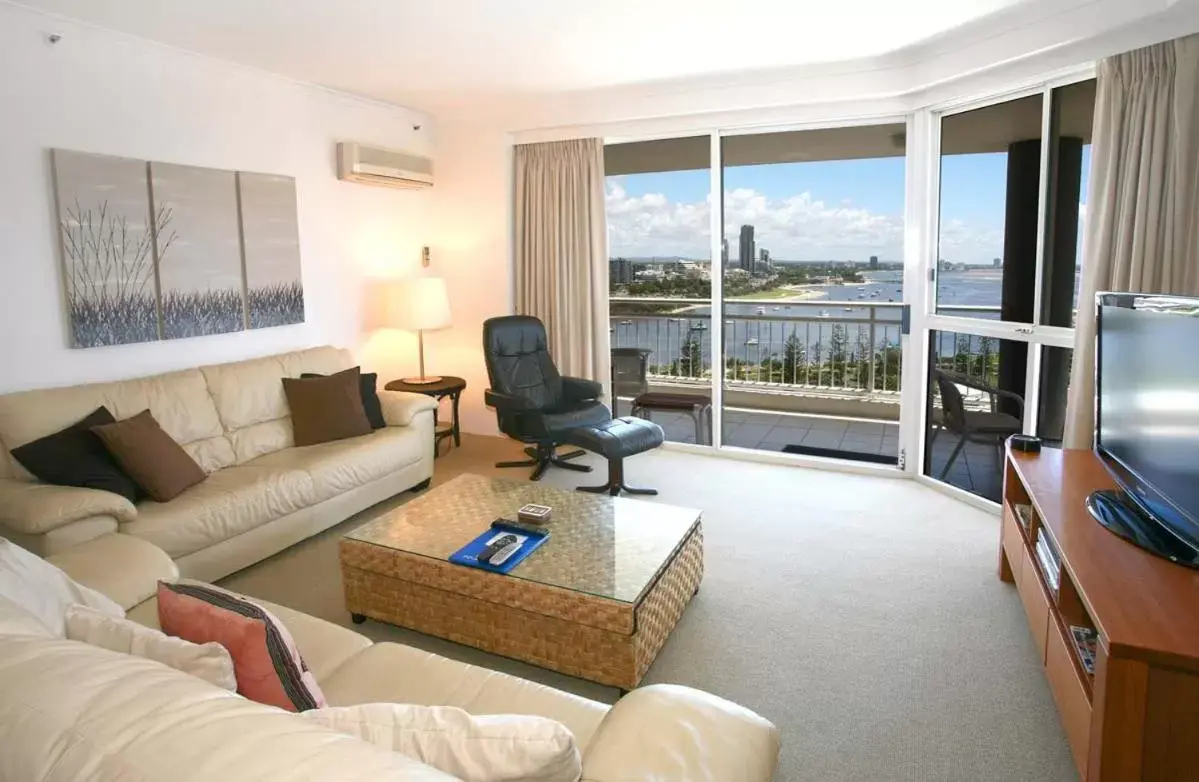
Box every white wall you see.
[0,2,434,393]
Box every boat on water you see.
[725,320,734,325]
[745,337,760,346]
[844,307,853,312]
[619,320,632,325]
[870,291,880,298]
[817,310,831,318]
[690,323,708,331]
[755,307,766,315]
[772,306,781,311]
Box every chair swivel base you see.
[577,458,657,497]
[495,443,593,481]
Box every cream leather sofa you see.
[0,532,781,781]
[0,346,438,582]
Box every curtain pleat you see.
[513,139,610,393]
[1063,34,1199,448]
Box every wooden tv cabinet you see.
[1000,446,1199,780]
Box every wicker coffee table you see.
[339,473,703,689]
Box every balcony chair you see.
[932,369,1024,482]
[483,315,611,480]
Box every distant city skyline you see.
[606,148,1089,266]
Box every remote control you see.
[493,518,545,536]
[486,539,522,567]
[478,534,518,565]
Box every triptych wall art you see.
[52,149,305,348]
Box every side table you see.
[384,376,467,455]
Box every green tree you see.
[781,333,806,384]
[672,332,705,378]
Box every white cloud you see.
[606,180,1005,264]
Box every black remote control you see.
[478,534,519,564]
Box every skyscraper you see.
[759,248,771,273]
[738,225,755,273]
[721,238,729,267]
[869,255,879,270]
[993,257,1002,268]
[609,258,635,285]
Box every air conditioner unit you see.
[336,142,433,189]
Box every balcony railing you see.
[609,296,1002,399]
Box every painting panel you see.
[239,172,305,328]
[52,150,160,347]
[150,162,245,339]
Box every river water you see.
[611,270,1012,367]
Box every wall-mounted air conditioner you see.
[336,142,432,189]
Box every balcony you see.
[610,296,1008,500]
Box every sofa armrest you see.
[47,533,178,611]
[0,478,136,535]
[581,684,780,782]
[377,390,438,427]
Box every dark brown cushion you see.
[301,370,384,429]
[92,410,207,502]
[10,406,143,503]
[282,366,372,447]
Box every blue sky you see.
[605,146,1090,265]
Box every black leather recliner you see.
[483,315,611,480]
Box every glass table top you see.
[345,473,702,604]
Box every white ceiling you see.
[14,0,1035,107]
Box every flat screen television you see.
[1091,292,1199,568]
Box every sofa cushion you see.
[321,642,609,752]
[303,702,582,782]
[0,633,459,782]
[66,604,237,691]
[201,345,351,435]
[93,409,208,502]
[9,406,142,503]
[283,368,373,446]
[122,463,316,559]
[158,580,326,712]
[0,537,124,637]
[249,426,426,504]
[0,367,233,480]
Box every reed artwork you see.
[53,150,305,348]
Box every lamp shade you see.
[386,276,452,332]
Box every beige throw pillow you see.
[65,604,237,691]
[302,703,581,782]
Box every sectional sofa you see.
[0,346,437,581]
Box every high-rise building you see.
[759,248,771,274]
[738,225,755,273]
[609,258,635,285]
[721,238,729,267]
[869,255,879,270]
[993,257,1002,268]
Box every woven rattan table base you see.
[341,525,703,689]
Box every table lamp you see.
[389,276,452,384]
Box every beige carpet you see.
[222,435,1076,781]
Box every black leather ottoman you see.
[561,417,665,496]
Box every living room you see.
[1,1,1198,780]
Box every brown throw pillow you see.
[282,366,372,447]
[92,410,207,502]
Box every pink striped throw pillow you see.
[157,580,325,712]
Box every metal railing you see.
[609,296,1002,397]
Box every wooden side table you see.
[384,376,466,454]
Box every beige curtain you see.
[1063,34,1199,448]
[514,138,610,389]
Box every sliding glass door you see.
[920,78,1095,502]
[603,136,713,445]
[718,124,909,463]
